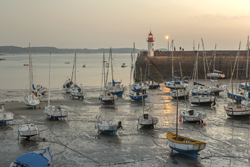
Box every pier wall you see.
[135,50,249,82]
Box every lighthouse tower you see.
[147,31,154,57]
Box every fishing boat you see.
[180,109,206,122]
[10,147,52,167]
[44,53,69,120]
[0,104,14,126]
[95,116,122,136]
[106,48,125,97]
[121,63,126,68]
[99,52,116,105]
[18,123,39,138]
[167,83,207,158]
[23,44,40,109]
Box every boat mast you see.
[134,43,136,81]
[130,52,133,87]
[246,36,249,80]
[171,40,174,77]
[48,52,51,106]
[201,38,207,83]
[213,44,217,73]
[29,43,34,92]
[141,67,144,113]
[104,52,106,88]
[74,53,76,84]
[110,48,114,86]
[176,84,179,139]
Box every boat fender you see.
[216,84,219,88]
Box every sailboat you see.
[189,43,215,106]
[224,54,250,116]
[138,68,158,128]
[99,52,116,104]
[106,48,125,97]
[10,147,52,167]
[167,85,207,158]
[205,43,226,95]
[164,40,188,91]
[44,53,69,120]
[239,36,250,91]
[207,44,225,79]
[23,44,40,109]
[69,53,85,100]
[95,115,122,136]
[227,42,248,102]
[144,58,159,89]
[0,104,14,126]
[18,123,39,139]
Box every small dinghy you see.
[167,132,207,158]
[95,116,122,136]
[170,89,189,99]
[82,64,87,67]
[62,78,74,93]
[0,104,14,126]
[18,123,39,138]
[180,109,206,122]
[10,147,52,167]
[70,85,85,100]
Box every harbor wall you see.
[135,50,249,82]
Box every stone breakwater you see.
[135,50,249,83]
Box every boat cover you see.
[193,82,205,86]
[112,80,121,84]
[15,152,49,167]
[148,76,154,81]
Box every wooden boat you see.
[167,132,207,158]
[167,71,207,158]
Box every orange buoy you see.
[179,115,182,118]
[44,94,46,96]
[196,122,199,125]
[43,138,46,141]
[70,95,72,98]
[203,123,206,125]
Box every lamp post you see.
[166,36,169,51]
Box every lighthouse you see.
[147,31,154,57]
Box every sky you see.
[0,0,250,50]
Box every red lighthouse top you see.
[147,31,154,42]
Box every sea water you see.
[0,53,132,90]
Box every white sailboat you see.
[106,48,126,97]
[207,44,225,79]
[164,40,188,90]
[138,68,158,128]
[70,53,85,100]
[99,52,116,104]
[224,54,250,116]
[23,44,40,109]
[44,53,69,120]
[180,109,206,122]
[189,43,215,106]
[167,86,207,158]
[0,104,14,126]
[18,123,39,139]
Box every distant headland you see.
[0,46,149,54]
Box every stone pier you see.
[135,50,249,83]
